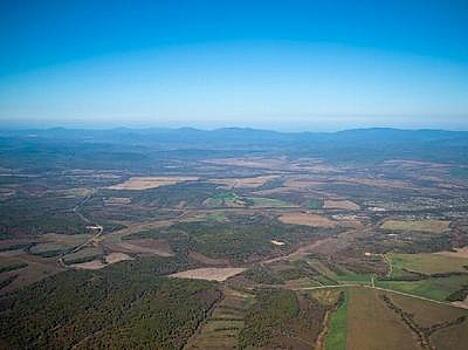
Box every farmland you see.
[0,128,467,348]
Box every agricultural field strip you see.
[294,285,466,310]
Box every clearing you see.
[108,176,199,190]
[70,252,133,270]
[381,219,450,233]
[346,287,417,350]
[170,267,247,282]
[323,199,360,211]
[278,212,336,228]
[209,175,278,188]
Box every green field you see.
[389,252,468,275]
[377,274,468,301]
[247,197,293,207]
[325,291,348,350]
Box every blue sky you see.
[0,0,467,130]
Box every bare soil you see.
[170,267,247,281]
[108,176,199,190]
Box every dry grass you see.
[347,287,417,350]
[436,246,468,258]
[389,293,468,350]
[209,175,278,188]
[108,176,199,190]
[324,200,360,210]
[278,212,336,228]
[0,253,62,294]
[170,267,247,282]
[389,293,468,328]
[70,252,133,270]
[188,251,230,266]
[390,252,468,274]
[204,157,287,169]
[103,197,131,205]
[381,220,450,233]
[106,239,175,257]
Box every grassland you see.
[325,291,348,350]
[377,274,468,301]
[170,267,247,281]
[187,288,255,349]
[381,219,450,233]
[247,196,293,208]
[389,252,468,275]
[108,176,199,190]
[278,212,337,228]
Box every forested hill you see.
[0,127,467,170]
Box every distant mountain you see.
[0,127,467,169]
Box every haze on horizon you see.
[0,0,467,131]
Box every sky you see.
[0,0,467,131]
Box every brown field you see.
[389,293,468,350]
[108,176,199,190]
[209,175,278,188]
[0,254,62,293]
[105,239,175,257]
[186,288,255,350]
[170,267,247,282]
[188,251,230,266]
[381,219,451,233]
[29,233,91,255]
[346,287,417,350]
[389,293,468,328]
[324,199,360,210]
[70,252,133,270]
[278,212,336,228]
[341,177,412,189]
[436,246,468,258]
[283,177,325,190]
[432,321,468,350]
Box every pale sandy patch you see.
[209,175,278,188]
[104,197,131,205]
[203,157,286,169]
[271,240,286,246]
[108,176,198,190]
[278,212,336,228]
[104,252,133,264]
[324,199,360,210]
[170,267,246,282]
[70,260,106,270]
[452,295,468,309]
[435,247,468,258]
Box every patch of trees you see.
[0,257,221,349]
[126,215,332,264]
[239,289,326,349]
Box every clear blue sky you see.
[0,0,467,130]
